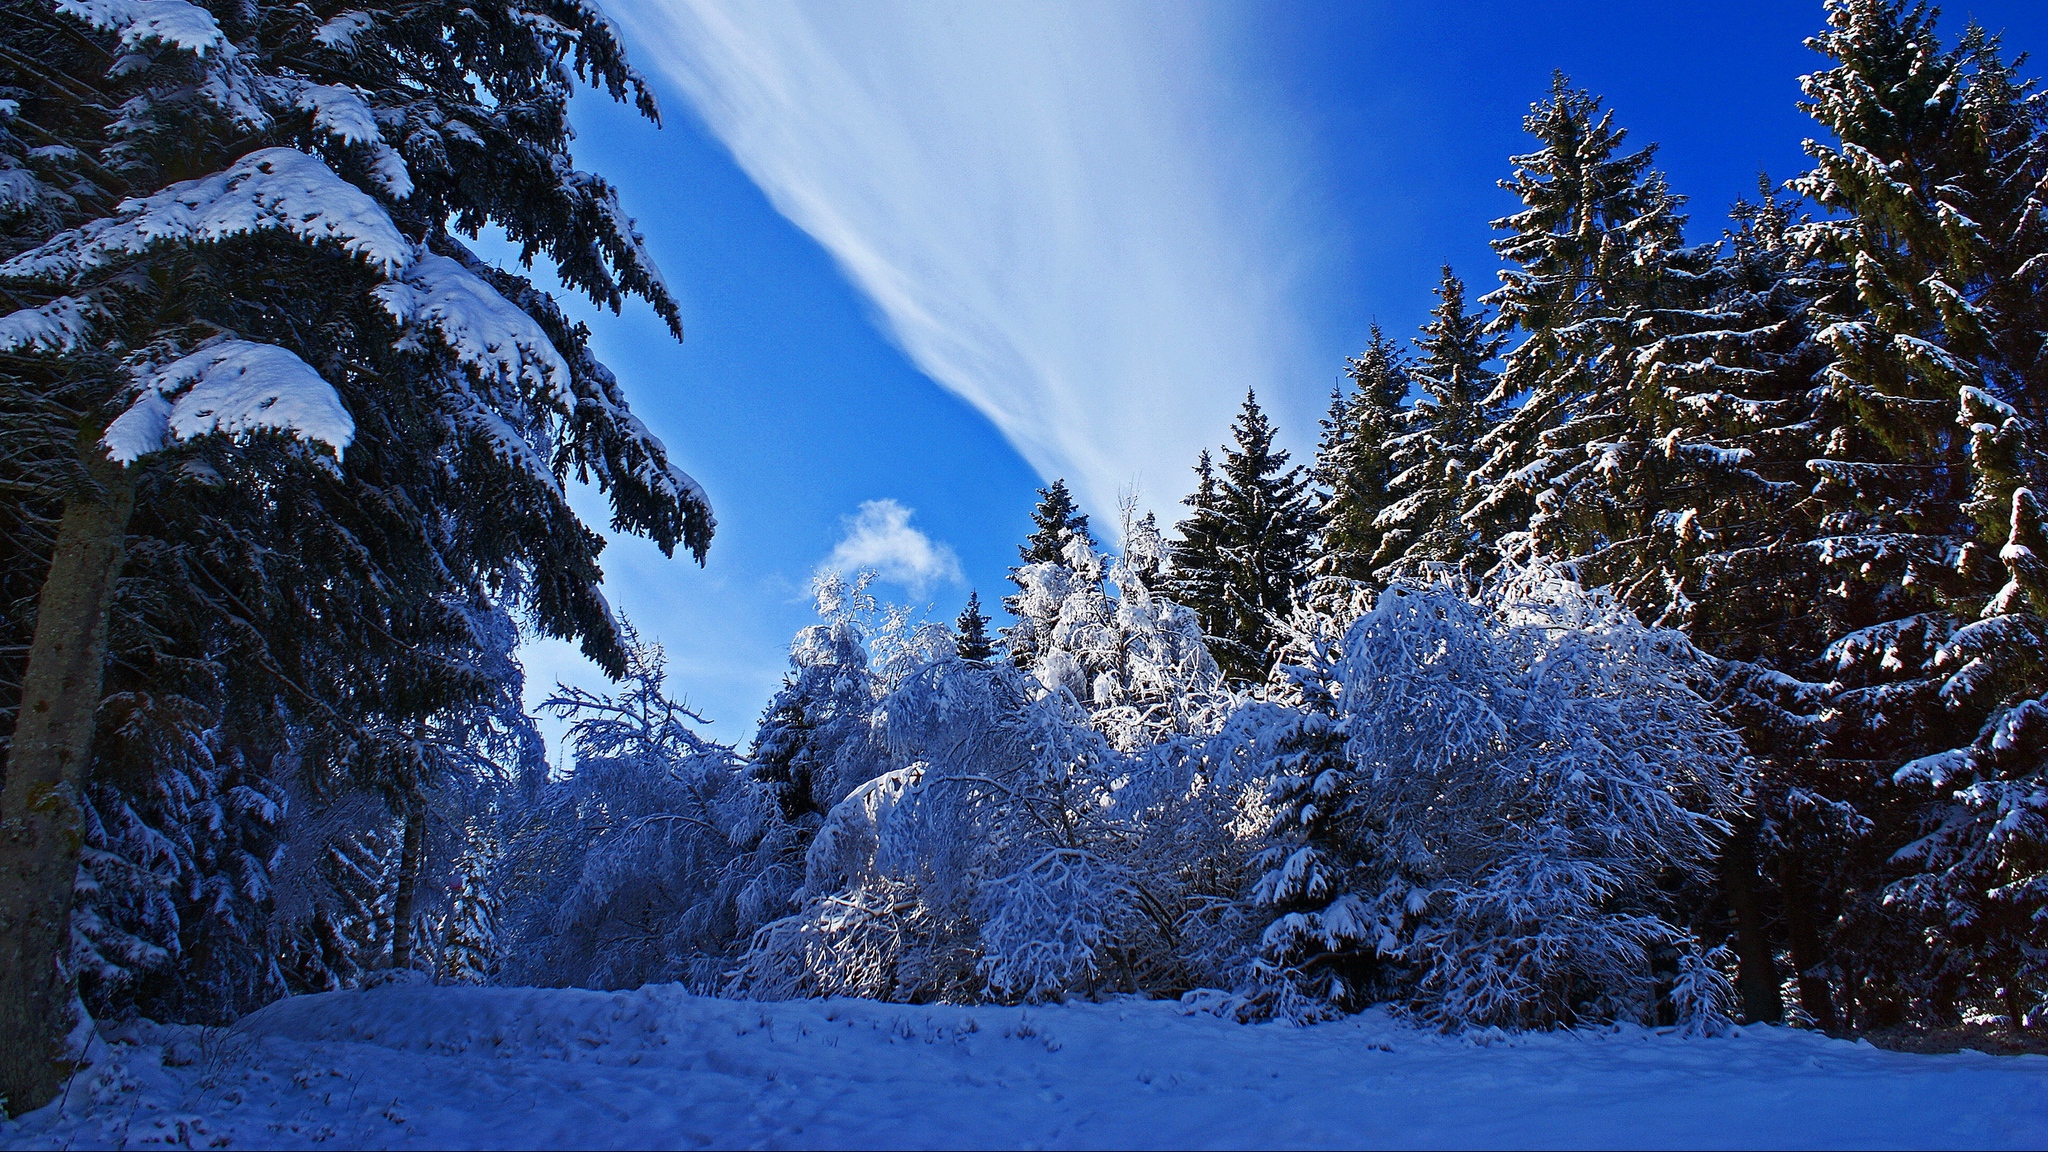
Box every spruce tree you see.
[1004,479,1094,664]
[1783,0,2048,1027]
[1374,268,1503,582]
[1017,479,1094,564]
[1312,325,1407,584]
[1464,74,1691,570]
[0,0,707,1107]
[955,591,995,662]
[1168,392,1319,684]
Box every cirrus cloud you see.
[607,0,1320,525]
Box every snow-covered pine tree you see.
[954,591,995,662]
[1017,478,1095,564]
[1626,188,1844,1025]
[749,575,900,824]
[1373,268,1504,583]
[1004,480,1094,666]
[438,819,506,986]
[0,0,708,1108]
[1311,325,1407,585]
[1785,0,2048,1028]
[1168,392,1319,685]
[1463,75,1688,564]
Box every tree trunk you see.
[0,447,134,1116]
[1779,855,1840,1032]
[1720,823,1783,1024]
[387,791,426,971]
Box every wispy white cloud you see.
[611,0,1320,524]
[823,499,963,593]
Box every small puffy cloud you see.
[823,499,963,594]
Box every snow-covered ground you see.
[5,981,2045,1150]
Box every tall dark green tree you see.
[1311,325,1407,584]
[1374,268,1503,582]
[1465,74,1691,566]
[1168,392,1319,684]
[0,0,707,1110]
[1780,0,2048,1029]
[1017,479,1094,565]
[955,591,995,662]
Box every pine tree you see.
[1017,479,1094,564]
[954,591,995,662]
[0,0,708,1107]
[1168,392,1319,684]
[1464,74,1691,568]
[1782,0,2048,1027]
[1003,479,1094,665]
[1311,325,1407,584]
[1373,268,1503,582]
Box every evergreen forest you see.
[1,0,2044,1119]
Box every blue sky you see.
[517,0,2048,759]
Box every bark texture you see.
[388,792,427,971]
[1720,824,1784,1024]
[0,447,134,1116]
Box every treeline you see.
[489,0,2042,1040]
[1151,0,2047,1032]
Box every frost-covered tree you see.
[437,820,507,986]
[751,573,945,822]
[733,657,1143,1003]
[500,627,780,991]
[1005,533,1232,752]
[1241,567,1743,1029]
[1168,392,1320,684]
[0,0,708,1107]
[1004,479,1094,666]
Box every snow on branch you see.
[101,339,354,463]
[1,148,412,283]
[375,254,573,406]
[292,83,414,199]
[56,0,227,56]
[0,296,97,353]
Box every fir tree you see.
[1017,479,1094,564]
[0,0,707,1106]
[1373,268,1503,582]
[1005,479,1094,664]
[1311,325,1407,584]
[1782,0,2048,1027]
[1168,392,1319,684]
[954,591,995,662]
[1465,74,1691,567]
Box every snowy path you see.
[4,983,2045,1150]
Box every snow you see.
[1,148,412,283]
[0,297,96,353]
[101,340,354,463]
[294,84,414,199]
[374,254,573,404]
[56,0,227,56]
[4,983,2044,1150]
